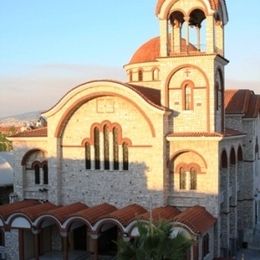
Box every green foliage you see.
[0,133,12,151]
[117,221,192,260]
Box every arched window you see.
[179,167,186,190]
[85,142,91,170]
[203,233,209,257]
[34,163,40,185]
[122,142,129,171]
[94,127,100,170]
[183,84,193,110]
[129,70,133,82]
[0,229,4,246]
[215,83,219,111]
[104,125,110,170]
[42,162,48,185]
[113,128,119,170]
[152,68,159,81]
[138,69,143,81]
[190,168,197,190]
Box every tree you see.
[117,221,192,260]
[0,133,12,151]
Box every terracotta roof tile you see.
[128,84,161,107]
[138,206,181,222]
[106,204,147,226]
[225,89,260,118]
[11,127,47,138]
[74,203,117,224]
[129,37,197,64]
[46,203,88,223]
[174,205,216,234]
[16,202,58,221]
[0,200,40,220]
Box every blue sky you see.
[0,1,259,118]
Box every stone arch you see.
[220,150,228,169]
[55,92,156,138]
[237,146,243,162]
[21,148,47,166]
[230,147,236,165]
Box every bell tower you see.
[156,0,228,133]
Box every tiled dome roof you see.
[129,36,196,64]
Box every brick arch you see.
[165,64,210,131]
[55,92,156,138]
[157,0,210,18]
[21,148,47,166]
[170,149,208,170]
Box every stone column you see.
[159,19,168,57]
[88,233,99,260]
[32,229,40,260]
[184,17,190,52]
[206,15,215,53]
[118,145,123,171]
[62,235,69,260]
[91,145,95,170]
[173,22,181,53]
[196,26,201,50]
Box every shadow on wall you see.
[20,154,165,209]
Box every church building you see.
[0,0,259,259]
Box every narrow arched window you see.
[34,163,40,185]
[94,127,100,169]
[122,142,129,171]
[104,125,110,170]
[203,234,209,257]
[0,229,4,246]
[184,84,193,110]
[215,83,219,111]
[179,167,186,190]
[113,128,119,170]
[129,70,133,82]
[138,69,143,81]
[85,142,91,169]
[190,168,197,190]
[152,68,159,81]
[42,163,48,185]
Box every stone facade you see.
[2,0,259,259]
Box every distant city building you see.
[0,0,259,259]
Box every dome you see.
[129,36,197,65]
[129,37,160,64]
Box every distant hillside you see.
[0,111,41,127]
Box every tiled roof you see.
[174,205,216,234]
[0,201,215,235]
[73,203,117,225]
[138,206,181,221]
[0,200,40,220]
[105,204,147,226]
[46,202,88,223]
[225,89,260,118]
[167,129,245,138]
[11,127,47,138]
[156,0,224,15]
[129,37,197,64]
[14,202,58,221]
[129,84,161,107]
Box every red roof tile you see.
[46,203,88,223]
[129,37,198,64]
[106,204,147,226]
[16,202,58,221]
[128,84,161,107]
[0,200,40,220]
[74,203,117,224]
[11,127,47,138]
[225,89,260,118]
[174,205,216,234]
[138,206,181,222]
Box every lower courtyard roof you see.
[0,200,216,236]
